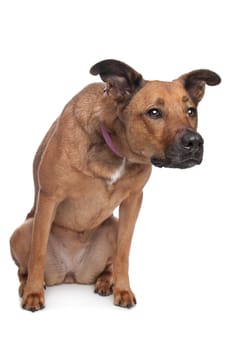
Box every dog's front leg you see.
[22,191,58,311]
[114,191,143,308]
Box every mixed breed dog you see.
[10,59,221,311]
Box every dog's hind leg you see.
[18,270,28,297]
[93,217,118,296]
[94,262,114,296]
[10,219,33,297]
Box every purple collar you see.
[100,122,123,158]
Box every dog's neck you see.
[100,122,123,158]
[100,118,150,166]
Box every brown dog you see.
[10,59,221,311]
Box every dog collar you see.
[100,122,123,158]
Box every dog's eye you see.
[187,107,197,118]
[147,108,163,119]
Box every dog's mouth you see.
[151,156,202,169]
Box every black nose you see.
[181,131,204,152]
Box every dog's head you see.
[90,59,221,169]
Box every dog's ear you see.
[179,70,221,103]
[90,59,144,101]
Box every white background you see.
[0,1,232,349]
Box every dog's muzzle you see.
[151,129,204,169]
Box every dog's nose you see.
[181,131,204,152]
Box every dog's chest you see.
[54,160,151,232]
[107,158,126,185]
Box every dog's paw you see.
[22,289,45,312]
[94,278,113,296]
[114,288,137,308]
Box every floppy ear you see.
[179,69,221,103]
[90,59,144,101]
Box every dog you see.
[10,59,221,311]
